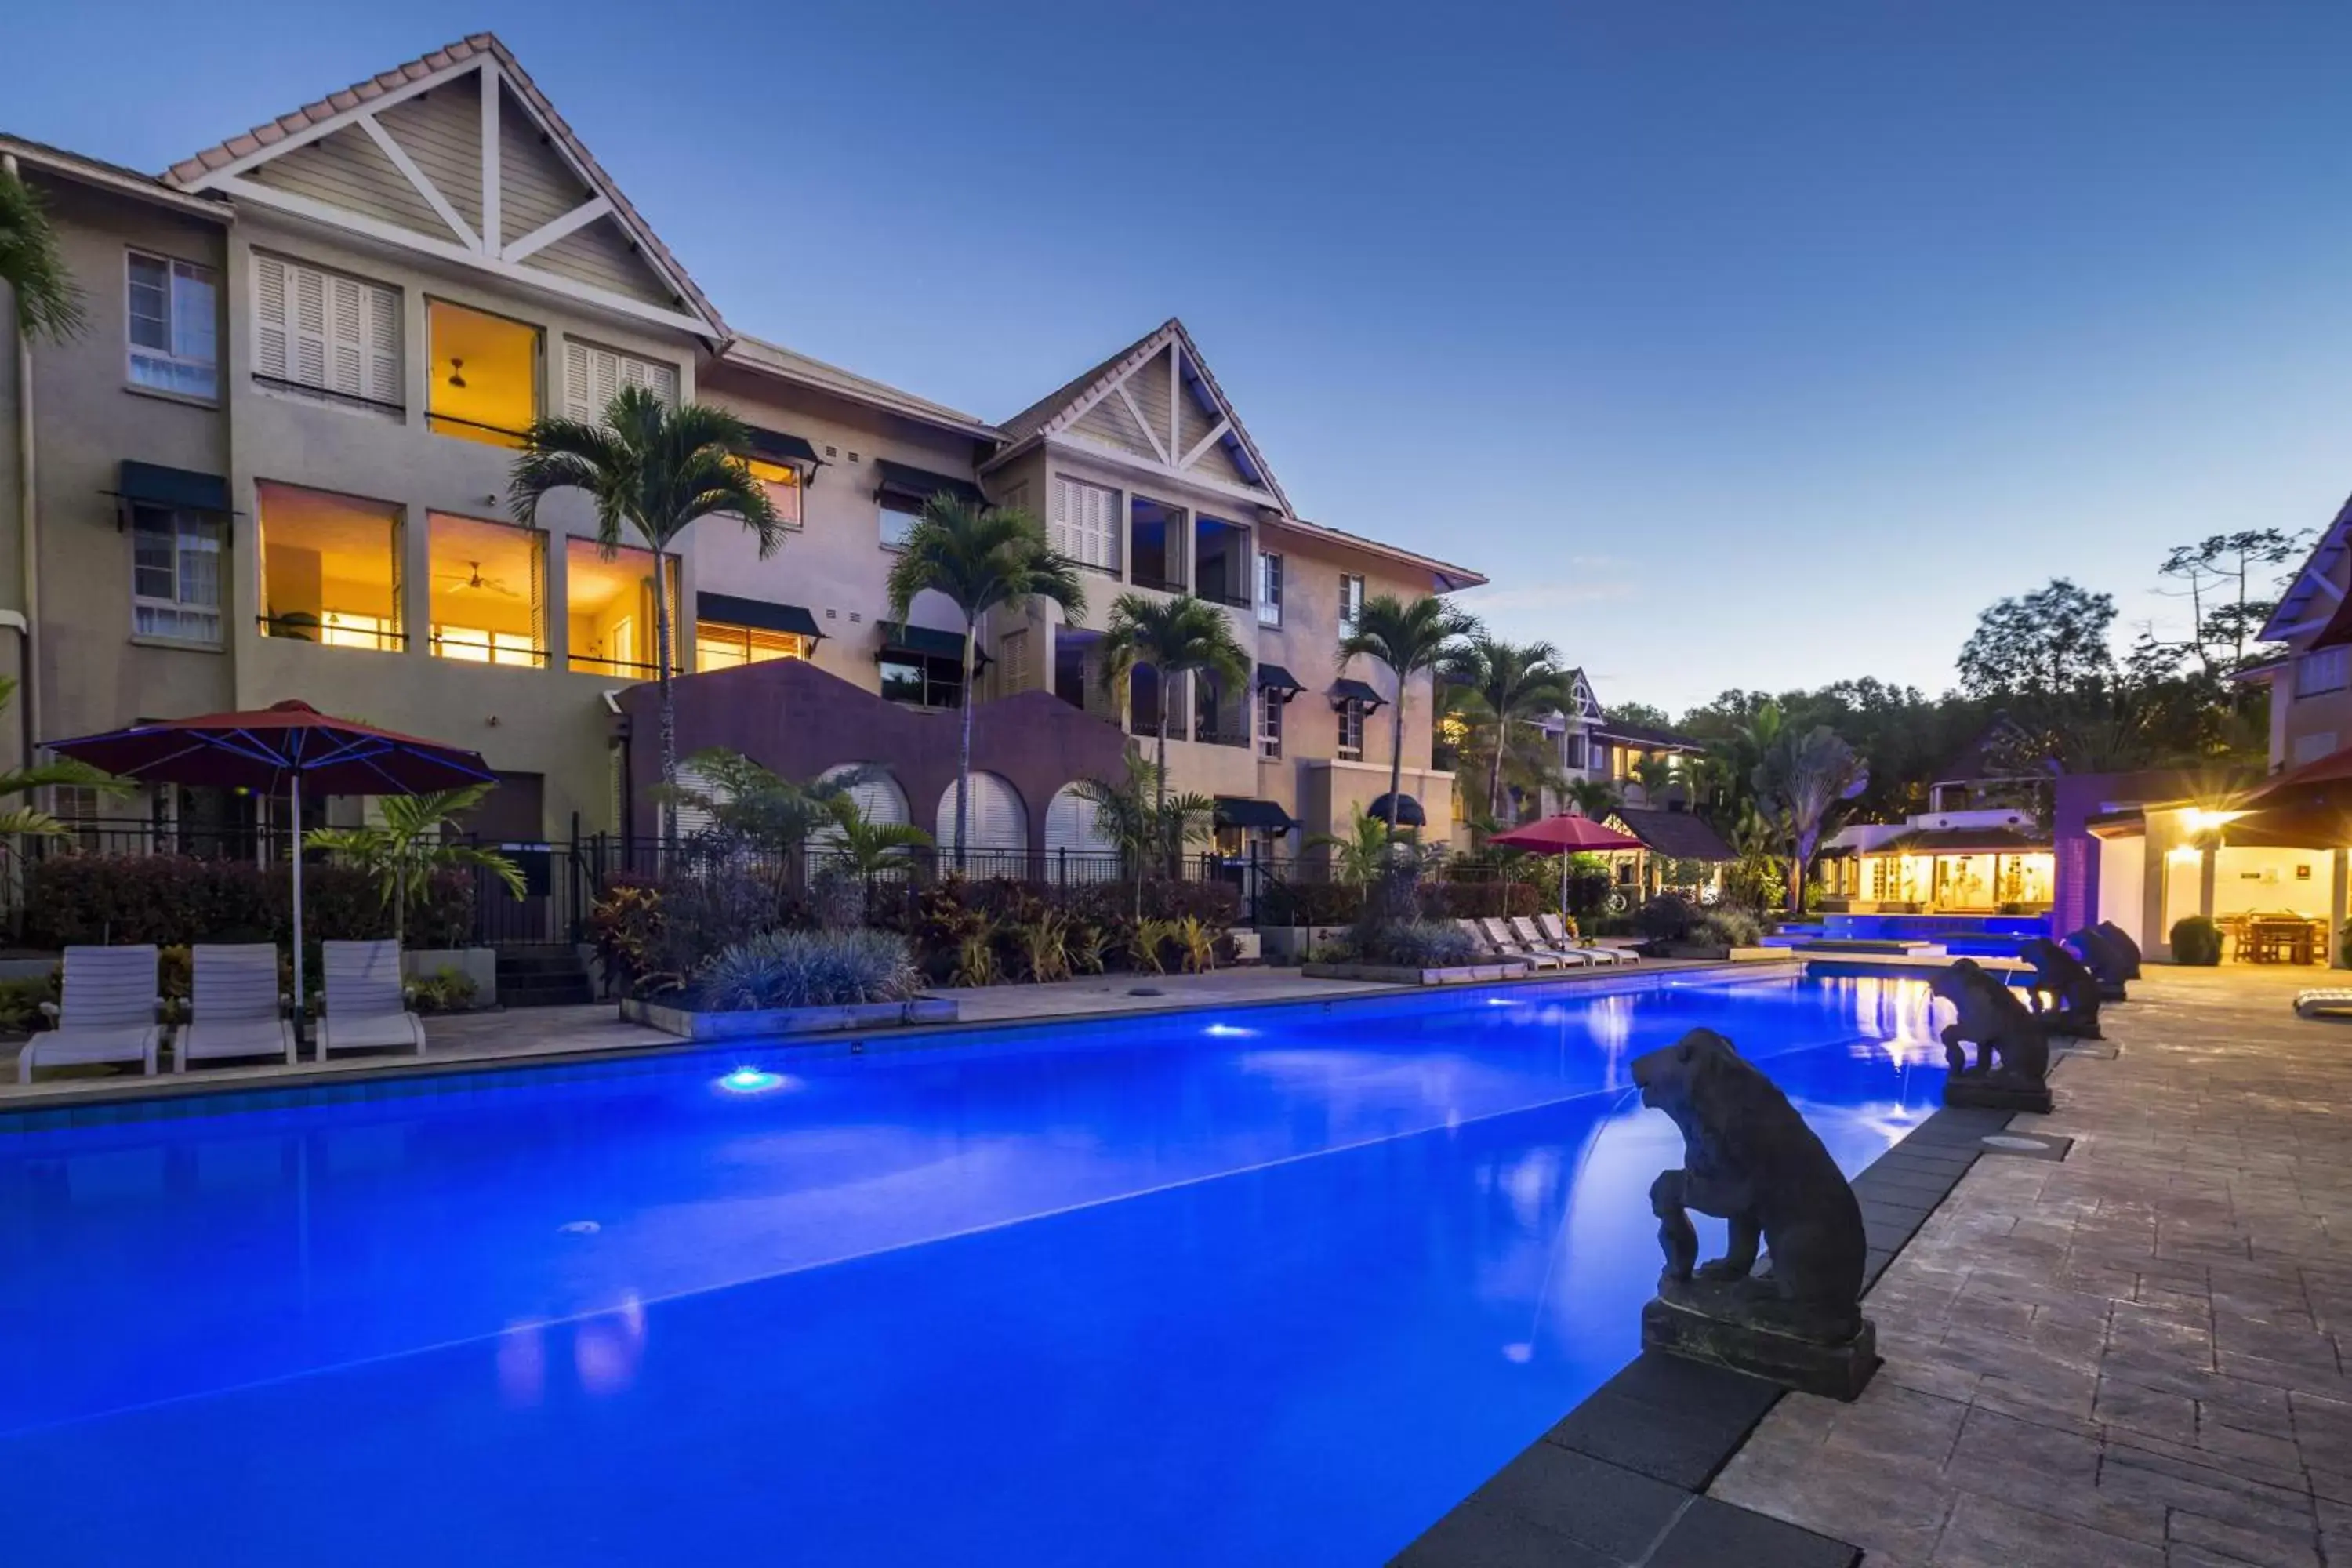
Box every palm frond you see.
[0,169,86,340]
[885,497,1085,626]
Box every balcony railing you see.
[257,615,407,651]
[1128,573,1187,594]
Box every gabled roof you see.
[2261,493,2352,646]
[162,33,723,339]
[721,335,999,440]
[1261,513,1486,591]
[0,133,228,220]
[985,318,1290,513]
[1606,807,1735,862]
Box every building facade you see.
[0,34,1483,863]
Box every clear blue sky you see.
[13,2,2351,713]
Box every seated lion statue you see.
[1631,1028,1867,1342]
[2019,937,2101,1039]
[1928,957,2050,1083]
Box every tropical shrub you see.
[587,881,666,995]
[2169,915,2222,967]
[1260,880,1363,927]
[1362,920,1478,967]
[0,972,56,1033]
[1130,917,1181,975]
[410,967,480,1014]
[1172,916,1218,975]
[1433,880,1540,920]
[1692,908,1765,948]
[1634,892,1702,946]
[695,928,920,1012]
[24,855,473,950]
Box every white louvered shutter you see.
[253,255,289,379]
[252,255,398,403]
[811,764,910,848]
[1050,476,1120,571]
[1044,786,1112,852]
[672,763,721,838]
[366,287,401,404]
[566,340,678,423]
[291,263,328,388]
[936,774,1025,853]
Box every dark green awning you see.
[113,460,230,514]
[1214,797,1296,832]
[1367,793,1426,827]
[873,459,985,507]
[1331,677,1386,711]
[697,593,822,641]
[877,621,988,666]
[1257,662,1303,698]
[742,426,819,467]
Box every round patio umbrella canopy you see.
[1487,814,1645,853]
[44,699,497,1018]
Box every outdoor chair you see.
[17,945,163,1083]
[315,940,426,1059]
[1536,913,1637,966]
[1481,917,1589,967]
[178,944,297,1071]
[1453,919,1552,971]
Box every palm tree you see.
[1072,749,1214,920]
[1751,724,1869,913]
[1631,753,1679,805]
[1308,811,1399,887]
[0,166,86,340]
[1443,635,1570,822]
[1098,593,1251,829]
[509,387,785,840]
[1341,593,1481,833]
[887,495,1085,868]
[0,678,129,852]
[304,783,526,946]
[822,806,933,877]
[1564,777,1621,819]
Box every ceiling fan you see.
[441,561,519,597]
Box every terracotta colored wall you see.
[619,656,1130,852]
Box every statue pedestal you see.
[1641,1294,1879,1402]
[1942,1076,2053,1115]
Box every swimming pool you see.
[0,971,1947,1566]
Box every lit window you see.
[428,301,541,448]
[1257,550,1283,627]
[1338,572,1365,632]
[257,482,403,650]
[125,251,217,399]
[741,458,804,529]
[696,623,811,672]
[1338,699,1365,762]
[130,506,222,643]
[252,253,401,410]
[567,538,677,676]
[429,514,545,666]
[1258,688,1284,759]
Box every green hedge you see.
[2169,915,2222,967]
[25,855,475,950]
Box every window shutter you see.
[367,287,401,405]
[253,255,289,379]
[1050,477,1120,571]
[563,342,592,421]
[328,275,365,397]
[290,263,328,388]
[565,340,675,424]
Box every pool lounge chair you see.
[1481,917,1591,968]
[315,940,426,1059]
[178,944,296,1071]
[1535,914,1638,967]
[1459,919,1564,971]
[2295,988,2352,1020]
[17,945,163,1083]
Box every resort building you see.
[0,34,1483,866]
[1539,670,1709,815]
[1818,719,2054,915]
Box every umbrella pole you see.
[1559,853,1568,922]
[291,772,305,1050]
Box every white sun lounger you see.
[178,944,296,1071]
[18,945,163,1083]
[1483,917,1591,967]
[315,940,426,1058]
[2294,988,2352,1020]
[1529,914,1635,967]
[1459,919,1563,970]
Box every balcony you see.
[1193,513,1252,610]
[256,481,404,653]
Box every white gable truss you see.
[2262,495,2352,645]
[1001,321,1290,514]
[1561,669,1605,726]
[166,35,722,340]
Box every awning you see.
[1367,793,1426,827]
[742,426,820,469]
[877,620,988,666]
[111,460,230,514]
[1257,662,1302,699]
[1331,677,1386,711]
[697,593,822,641]
[873,459,985,508]
[1214,797,1296,832]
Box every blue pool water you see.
[0,972,1948,1566]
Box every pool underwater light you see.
[718,1067,786,1094]
[1203,1023,1257,1038]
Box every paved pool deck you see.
[1710,964,2352,1568]
[0,956,1735,1112]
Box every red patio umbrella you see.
[1487,813,1646,913]
[44,699,496,1019]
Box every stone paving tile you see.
[1706,967,2352,1568]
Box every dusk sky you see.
[11,1,2349,713]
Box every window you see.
[567,538,677,675]
[1338,699,1365,762]
[742,458,804,529]
[1130,496,1185,590]
[428,514,545,666]
[880,654,963,708]
[561,339,678,423]
[252,254,401,410]
[1338,573,1366,632]
[428,300,541,448]
[878,490,927,550]
[1257,550,1283,626]
[1258,688,1284,759]
[2296,646,2350,699]
[257,482,403,650]
[1563,729,1588,771]
[130,506,222,643]
[1050,475,1121,572]
[695,623,810,672]
[125,252,217,399]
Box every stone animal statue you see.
[2096,920,2143,979]
[1928,958,2051,1083]
[1632,1027,1867,1342]
[2066,926,2132,1001]
[2019,937,2102,1038]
